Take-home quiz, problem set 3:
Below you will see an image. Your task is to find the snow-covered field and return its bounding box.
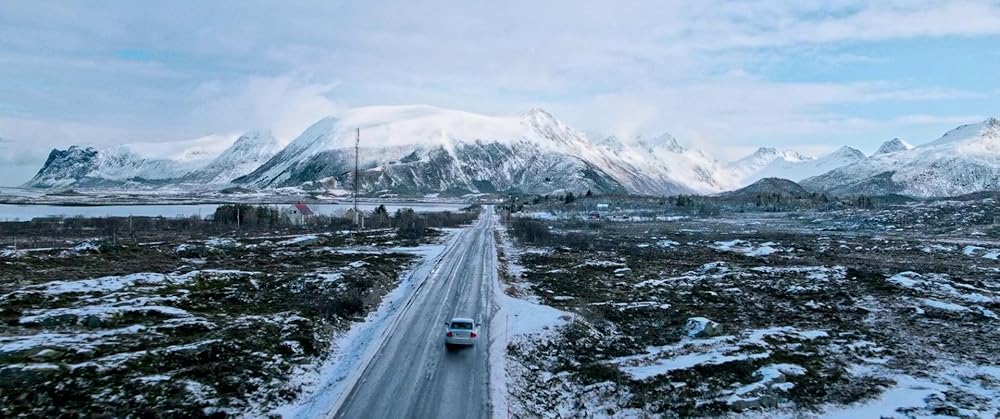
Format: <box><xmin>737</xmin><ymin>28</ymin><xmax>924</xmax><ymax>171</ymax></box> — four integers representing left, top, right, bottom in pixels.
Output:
<box><xmin>268</xmin><ymin>239</ymin><xmax>452</xmax><ymax>418</ymax></box>
<box><xmin>498</xmin><ymin>202</ymin><xmax>1000</xmax><ymax>417</ymax></box>
<box><xmin>0</xmin><ymin>227</ymin><xmax>438</xmax><ymax>416</ymax></box>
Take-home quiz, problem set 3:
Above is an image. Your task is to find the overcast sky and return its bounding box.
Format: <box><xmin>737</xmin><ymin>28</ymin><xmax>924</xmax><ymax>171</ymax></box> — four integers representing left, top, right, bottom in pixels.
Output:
<box><xmin>1</xmin><ymin>1</ymin><xmax>999</xmax><ymax>185</ymax></box>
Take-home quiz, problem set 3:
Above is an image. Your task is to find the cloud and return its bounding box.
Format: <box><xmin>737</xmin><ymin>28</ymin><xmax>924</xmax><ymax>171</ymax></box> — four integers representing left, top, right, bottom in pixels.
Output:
<box><xmin>553</xmin><ymin>75</ymin><xmax>985</xmax><ymax>147</ymax></box>
<box><xmin>190</xmin><ymin>75</ymin><xmax>346</xmax><ymax>143</ymax></box>
<box><xmin>0</xmin><ymin>0</ymin><xmax>997</xmax><ymax>183</ymax></box>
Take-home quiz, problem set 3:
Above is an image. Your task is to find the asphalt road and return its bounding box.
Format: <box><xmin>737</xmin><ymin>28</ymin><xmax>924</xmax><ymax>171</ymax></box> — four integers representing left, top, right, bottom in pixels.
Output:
<box><xmin>335</xmin><ymin>208</ymin><xmax>498</xmax><ymax>419</ymax></box>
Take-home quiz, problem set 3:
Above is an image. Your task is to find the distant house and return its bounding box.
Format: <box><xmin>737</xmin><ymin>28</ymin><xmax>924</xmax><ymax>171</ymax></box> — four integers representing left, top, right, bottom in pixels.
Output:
<box><xmin>343</xmin><ymin>207</ymin><xmax>361</xmax><ymax>221</ymax></box>
<box><xmin>286</xmin><ymin>202</ymin><xmax>315</xmax><ymax>225</ymax></box>
<box><xmin>596</xmin><ymin>203</ymin><xmax>610</xmax><ymax>211</ymax></box>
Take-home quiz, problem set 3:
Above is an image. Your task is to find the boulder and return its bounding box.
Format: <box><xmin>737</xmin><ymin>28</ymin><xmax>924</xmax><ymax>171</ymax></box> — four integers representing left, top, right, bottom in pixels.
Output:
<box><xmin>684</xmin><ymin>317</ymin><xmax>722</xmax><ymax>338</ymax></box>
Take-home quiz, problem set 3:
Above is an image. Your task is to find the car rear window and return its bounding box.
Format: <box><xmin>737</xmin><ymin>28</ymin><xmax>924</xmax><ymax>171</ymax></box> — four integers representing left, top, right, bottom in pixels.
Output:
<box><xmin>451</xmin><ymin>322</ymin><xmax>473</xmax><ymax>329</ymax></box>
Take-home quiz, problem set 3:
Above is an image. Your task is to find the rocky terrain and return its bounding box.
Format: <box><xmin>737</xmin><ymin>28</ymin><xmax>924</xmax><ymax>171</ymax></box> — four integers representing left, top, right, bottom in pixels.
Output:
<box><xmin>497</xmin><ymin>197</ymin><xmax>1000</xmax><ymax>417</ymax></box>
<box><xmin>0</xmin><ymin>209</ymin><xmax>477</xmax><ymax>417</ymax></box>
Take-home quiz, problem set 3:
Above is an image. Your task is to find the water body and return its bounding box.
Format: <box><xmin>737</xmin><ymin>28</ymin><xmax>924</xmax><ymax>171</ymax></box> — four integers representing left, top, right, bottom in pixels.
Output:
<box><xmin>0</xmin><ymin>202</ymin><xmax>468</xmax><ymax>221</ymax></box>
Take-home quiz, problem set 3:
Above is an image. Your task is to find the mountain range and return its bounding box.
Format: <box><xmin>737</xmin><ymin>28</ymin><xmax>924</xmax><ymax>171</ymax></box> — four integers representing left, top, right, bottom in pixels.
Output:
<box><xmin>802</xmin><ymin>118</ymin><xmax>1000</xmax><ymax>197</ymax></box>
<box><xmin>19</xmin><ymin>106</ymin><xmax>1000</xmax><ymax>198</ymax></box>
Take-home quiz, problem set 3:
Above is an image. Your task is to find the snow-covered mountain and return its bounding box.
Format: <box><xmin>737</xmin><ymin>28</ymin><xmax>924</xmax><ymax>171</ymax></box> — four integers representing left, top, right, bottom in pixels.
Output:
<box><xmin>23</xmin><ymin>146</ymin><xmax>204</xmax><ymax>188</ymax></box>
<box><xmin>23</xmin><ymin>134</ymin><xmax>252</xmax><ymax>188</ymax></box>
<box><xmin>22</xmin><ymin>106</ymin><xmax>999</xmax><ymax>198</ymax></box>
<box><xmin>802</xmin><ymin>118</ymin><xmax>1000</xmax><ymax>197</ymax></box>
<box><xmin>719</xmin><ymin>177</ymin><xmax>813</xmax><ymax>201</ymax></box>
<box><xmin>874</xmin><ymin>138</ymin><xmax>913</xmax><ymax>155</ymax></box>
<box><xmin>234</xmin><ymin>105</ymin><xmax>718</xmax><ymax>196</ymax></box>
<box><xmin>728</xmin><ymin>146</ymin><xmax>866</xmax><ymax>187</ymax></box>
<box><xmin>589</xmin><ymin>134</ymin><xmax>729</xmax><ymax>195</ymax></box>
<box><xmin>180</xmin><ymin>131</ymin><xmax>281</xmax><ymax>185</ymax></box>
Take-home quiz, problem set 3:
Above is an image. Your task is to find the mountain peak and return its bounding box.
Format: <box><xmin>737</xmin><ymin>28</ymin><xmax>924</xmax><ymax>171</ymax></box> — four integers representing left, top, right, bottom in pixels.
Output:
<box><xmin>739</xmin><ymin>147</ymin><xmax>810</xmax><ymax>163</ymax></box>
<box><xmin>239</xmin><ymin>129</ymin><xmax>273</xmax><ymax>138</ymax></box>
<box><xmin>650</xmin><ymin>132</ymin><xmax>685</xmax><ymax>152</ymax></box>
<box><xmin>181</xmin><ymin>131</ymin><xmax>282</xmax><ymax>185</ymax></box>
<box><xmin>523</xmin><ymin>108</ymin><xmax>560</xmax><ymax>128</ymax></box>
<box><xmin>524</xmin><ymin>107</ymin><xmax>554</xmax><ymax>118</ymax></box>
<box><xmin>721</xmin><ymin>177</ymin><xmax>810</xmax><ymax>199</ymax></box>
<box><xmin>831</xmin><ymin>146</ymin><xmax>865</xmax><ymax>159</ymax></box>
<box><xmin>875</xmin><ymin>138</ymin><xmax>913</xmax><ymax>154</ymax></box>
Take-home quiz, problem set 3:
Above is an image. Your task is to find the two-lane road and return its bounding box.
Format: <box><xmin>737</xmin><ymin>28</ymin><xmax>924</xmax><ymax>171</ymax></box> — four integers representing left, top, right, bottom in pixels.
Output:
<box><xmin>335</xmin><ymin>208</ymin><xmax>498</xmax><ymax>418</ymax></box>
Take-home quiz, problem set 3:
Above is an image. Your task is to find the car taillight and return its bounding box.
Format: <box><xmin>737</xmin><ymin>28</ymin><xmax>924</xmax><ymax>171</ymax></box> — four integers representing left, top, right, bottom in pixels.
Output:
<box><xmin>470</xmin><ymin>332</ymin><xmax>477</xmax><ymax>338</ymax></box>
<box><xmin>447</xmin><ymin>332</ymin><xmax>453</xmax><ymax>337</ymax></box>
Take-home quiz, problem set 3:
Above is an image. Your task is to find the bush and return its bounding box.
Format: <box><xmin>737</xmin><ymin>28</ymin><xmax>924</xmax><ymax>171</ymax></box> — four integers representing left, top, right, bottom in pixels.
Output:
<box><xmin>510</xmin><ymin>218</ymin><xmax>552</xmax><ymax>245</ymax></box>
<box><xmin>394</xmin><ymin>209</ymin><xmax>428</xmax><ymax>240</ymax></box>
<box><xmin>391</xmin><ymin>208</ymin><xmax>480</xmax><ymax>240</ymax></box>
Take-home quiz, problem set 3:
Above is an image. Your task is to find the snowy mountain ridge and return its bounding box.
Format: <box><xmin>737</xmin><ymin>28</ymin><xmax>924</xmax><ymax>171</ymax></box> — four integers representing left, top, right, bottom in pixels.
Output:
<box><xmin>20</xmin><ymin>106</ymin><xmax>1000</xmax><ymax>198</ymax></box>
<box><xmin>24</xmin><ymin>132</ymin><xmax>263</xmax><ymax>188</ymax></box>
<box><xmin>727</xmin><ymin>146</ymin><xmax>865</xmax><ymax>187</ymax></box>
<box><xmin>802</xmin><ymin>117</ymin><xmax>1000</xmax><ymax>197</ymax></box>
<box><xmin>180</xmin><ymin>130</ymin><xmax>281</xmax><ymax>185</ymax></box>
<box><xmin>234</xmin><ymin>105</ymin><xmax>723</xmax><ymax>195</ymax></box>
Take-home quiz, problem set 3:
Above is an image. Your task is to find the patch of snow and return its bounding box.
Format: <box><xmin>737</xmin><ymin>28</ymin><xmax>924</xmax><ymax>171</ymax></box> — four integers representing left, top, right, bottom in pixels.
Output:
<box><xmin>11</xmin><ymin>270</ymin><xmax>260</xmax><ymax>296</ymax></box>
<box><xmin>712</xmin><ymin>240</ymin><xmax>781</xmax><ymax>257</ymax></box>
<box><xmin>920</xmin><ymin>298</ymin><xmax>970</xmax><ymax>314</ymax></box>
<box><xmin>19</xmin><ymin>305</ymin><xmax>190</xmax><ymax>325</ymax></box>
<box><xmin>725</xmin><ymin>363</ymin><xmax>806</xmax><ymax>405</ymax></box>
<box><xmin>611</xmin><ymin>326</ymin><xmax>824</xmax><ymax>381</ymax></box>
<box><xmin>278</xmin><ymin>235</ymin><xmax>320</xmax><ymax>246</ymax></box>
<box><xmin>575</xmin><ymin>260</ymin><xmax>628</xmax><ymax>269</ymax></box>
<box><xmin>656</xmin><ymin>239</ymin><xmax>680</xmax><ymax>248</ymax></box>
<box><xmin>0</xmin><ymin>325</ymin><xmax>147</xmax><ymax>354</ymax></box>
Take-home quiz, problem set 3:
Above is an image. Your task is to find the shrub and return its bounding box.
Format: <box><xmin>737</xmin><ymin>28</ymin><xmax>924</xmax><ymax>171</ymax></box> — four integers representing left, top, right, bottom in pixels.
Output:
<box><xmin>510</xmin><ymin>218</ymin><xmax>552</xmax><ymax>245</ymax></box>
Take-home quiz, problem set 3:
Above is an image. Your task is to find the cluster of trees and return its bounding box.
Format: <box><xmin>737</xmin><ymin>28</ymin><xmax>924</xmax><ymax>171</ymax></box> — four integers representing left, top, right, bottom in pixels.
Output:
<box><xmin>853</xmin><ymin>196</ymin><xmax>877</xmax><ymax>209</ymax></box>
<box><xmin>392</xmin><ymin>207</ymin><xmax>480</xmax><ymax>240</ymax></box>
<box><xmin>508</xmin><ymin>217</ymin><xmax>593</xmax><ymax>248</ymax></box>
<box><xmin>0</xmin><ymin>203</ymin><xmax>481</xmax><ymax>250</ymax></box>
<box><xmin>508</xmin><ymin>217</ymin><xmax>552</xmax><ymax>244</ymax></box>
<box><xmin>212</xmin><ymin>204</ymin><xmax>284</xmax><ymax>227</ymax></box>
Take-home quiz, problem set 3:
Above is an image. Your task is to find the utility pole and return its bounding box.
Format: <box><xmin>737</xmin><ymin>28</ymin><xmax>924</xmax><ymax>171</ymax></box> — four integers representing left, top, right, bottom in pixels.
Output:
<box><xmin>354</xmin><ymin>128</ymin><xmax>360</xmax><ymax>229</ymax></box>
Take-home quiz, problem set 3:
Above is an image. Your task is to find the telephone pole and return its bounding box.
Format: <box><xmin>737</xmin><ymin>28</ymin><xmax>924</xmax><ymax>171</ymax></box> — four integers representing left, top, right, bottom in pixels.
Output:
<box><xmin>353</xmin><ymin>128</ymin><xmax>360</xmax><ymax>228</ymax></box>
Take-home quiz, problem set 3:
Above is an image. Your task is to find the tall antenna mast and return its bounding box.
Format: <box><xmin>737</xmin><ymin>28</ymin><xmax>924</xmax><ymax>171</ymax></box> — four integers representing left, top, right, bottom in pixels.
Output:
<box><xmin>354</xmin><ymin>128</ymin><xmax>360</xmax><ymax>228</ymax></box>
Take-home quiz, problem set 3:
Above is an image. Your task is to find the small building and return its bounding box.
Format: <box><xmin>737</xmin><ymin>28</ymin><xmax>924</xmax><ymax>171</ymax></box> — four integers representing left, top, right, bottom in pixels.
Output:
<box><xmin>285</xmin><ymin>202</ymin><xmax>315</xmax><ymax>225</ymax></box>
<box><xmin>596</xmin><ymin>203</ymin><xmax>610</xmax><ymax>211</ymax></box>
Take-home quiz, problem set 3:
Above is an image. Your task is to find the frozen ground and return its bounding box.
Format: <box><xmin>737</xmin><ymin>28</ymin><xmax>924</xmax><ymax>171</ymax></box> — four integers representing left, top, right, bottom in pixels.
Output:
<box><xmin>500</xmin><ymin>197</ymin><xmax>1000</xmax><ymax>417</ymax></box>
<box><xmin>0</xmin><ymin>226</ymin><xmax>450</xmax><ymax>416</ymax></box>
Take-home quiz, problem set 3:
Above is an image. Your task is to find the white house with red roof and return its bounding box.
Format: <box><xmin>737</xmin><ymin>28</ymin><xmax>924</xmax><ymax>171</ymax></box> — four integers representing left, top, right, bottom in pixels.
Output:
<box><xmin>285</xmin><ymin>202</ymin><xmax>315</xmax><ymax>225</ymax></box>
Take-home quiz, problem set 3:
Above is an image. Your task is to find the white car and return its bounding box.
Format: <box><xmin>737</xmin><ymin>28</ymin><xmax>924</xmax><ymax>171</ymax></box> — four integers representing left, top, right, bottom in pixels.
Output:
<box><xmin>444</xmin><ymin>317</ymin><xmax>479</xmax><ymax>348</ymax></box>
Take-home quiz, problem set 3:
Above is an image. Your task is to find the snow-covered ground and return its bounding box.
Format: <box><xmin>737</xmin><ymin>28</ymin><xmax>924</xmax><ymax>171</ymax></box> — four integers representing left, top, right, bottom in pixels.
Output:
<box><xmin>0</xmin><ymin>224</ymin><xmax>430</xmax><ymax>416</ymax></box>
<box><xmin>268</xmin><ymin>239</ymin><xmax>453</xmax><ymax>418</ymax></box>
<box><xmin>712</xmin><ymin>239</ymin><xmax>783</xmax><ymax>257</ymax></box>
<box><xmin>493</xmin><ymin>206</ymin><xmax>1000</xmax><ymax>417</ymax></box>
<box><xmin>491</xmin><ymin>220</ymin><xmax>569</xmax><ymax>418</ymax></box>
